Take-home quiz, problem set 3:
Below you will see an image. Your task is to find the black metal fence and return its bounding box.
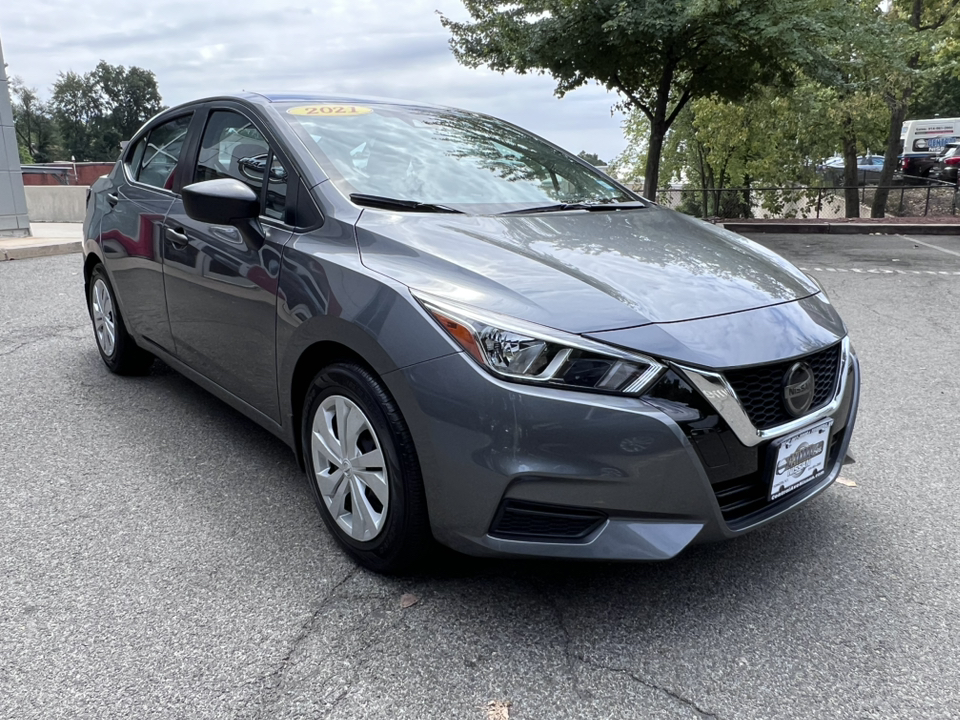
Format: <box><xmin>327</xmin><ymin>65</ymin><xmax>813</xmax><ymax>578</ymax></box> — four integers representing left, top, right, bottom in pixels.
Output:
<box><xmin>656</xmin><ymin>183</ymin><xmax>959</xmax><ymax>219</ymax></box>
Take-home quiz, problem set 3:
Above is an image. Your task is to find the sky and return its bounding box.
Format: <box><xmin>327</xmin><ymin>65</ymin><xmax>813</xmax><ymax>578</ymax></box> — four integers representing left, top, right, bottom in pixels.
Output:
<box><xmin>0</xmin><ymin>0</ymin><xmax>629</xmax><ymax>163</ymax></box>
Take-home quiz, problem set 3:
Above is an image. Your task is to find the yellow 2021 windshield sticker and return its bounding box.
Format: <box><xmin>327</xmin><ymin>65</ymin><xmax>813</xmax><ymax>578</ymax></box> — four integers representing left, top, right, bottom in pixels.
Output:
<box><xmin>287</xmin><ymin>104</ymin><xmax>373</xmax><ymax>117</ymax></box>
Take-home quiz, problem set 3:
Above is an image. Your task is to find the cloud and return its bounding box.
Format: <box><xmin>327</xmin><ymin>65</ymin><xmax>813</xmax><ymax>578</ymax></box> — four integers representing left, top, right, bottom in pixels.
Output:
<box><xmin>0</xmin><ymin>0</ymin><xmax>627</xmax><ymax>160</ymax></box>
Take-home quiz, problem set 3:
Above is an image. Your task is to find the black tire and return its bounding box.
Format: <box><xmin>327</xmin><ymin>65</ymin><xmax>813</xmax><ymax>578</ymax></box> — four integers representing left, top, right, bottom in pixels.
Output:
<box><xmin>88</xmin><ymin>264</ymin><xmax>154</xmax><ymax>375</ymax></box>
<box><xmin>301</xmin><ymin>362</ymin><xmax>433</xmax><ymax>574</ymax></box>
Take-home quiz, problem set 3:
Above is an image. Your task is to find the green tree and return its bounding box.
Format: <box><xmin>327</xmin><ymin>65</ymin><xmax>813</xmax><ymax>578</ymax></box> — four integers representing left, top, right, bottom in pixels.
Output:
<box><xmin>616</xmin><ymin>77</ymin><xmax>887</xmax><ymax>218</ymax></box>
<box><xmin>90</xmin><ymin>61</ymin><xmax>164</xmax><ymax>156</ymax></box>
<box><xmin>50</xmin><ymin>61</ymin><xmax>164</xmax><ymax>161</ymax></box>
<box><xmin>577</xmin><ymin>151</ymin><xmax>606</xmax><ymax>167</ymax></box>
<box><xmin>10</xmin><ymin>77</ymin><xmax>60</xmax><ymax>163</ymax></box>
<box><xmin>442</xmin><ymin>0</ymin><xmax>831</xmax><ymax>196</ymax></box>
<box><xmin>910</xmin><ymin>70</ymin><xmax>960</xmax><ymax>117</ymax></box>
<box><xmin>809</xmin><ymin>0</ymin><xmax>894</xmax><ymax>217</ymax></box>
<box><xmin>870</xmin><ymin>0</ymin><xmax>960</xmax><ymax>217</ymax></box>
<box><xmin>50</xmin><ymin>70</ymin><xmax>101</xmax><ymax>161</ymax></box>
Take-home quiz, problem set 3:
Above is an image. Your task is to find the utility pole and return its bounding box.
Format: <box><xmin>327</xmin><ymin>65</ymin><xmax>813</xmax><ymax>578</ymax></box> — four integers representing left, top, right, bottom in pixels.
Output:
<box><xmin>0</xmin><ymin>34</ymin><xmax>30</xmax><ymax>237</ymax></box>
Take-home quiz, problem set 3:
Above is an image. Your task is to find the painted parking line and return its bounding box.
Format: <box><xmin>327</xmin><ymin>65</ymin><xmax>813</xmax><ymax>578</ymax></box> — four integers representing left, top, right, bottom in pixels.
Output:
<box><xmin>800</xmin><ymin>267</ymin><xmax>960</xmax><ymax>275</ymax></box>
<box><xmin>899</xmin><ymin>234</ymin><xmax>960</xmax><ymax>259</ymax></box>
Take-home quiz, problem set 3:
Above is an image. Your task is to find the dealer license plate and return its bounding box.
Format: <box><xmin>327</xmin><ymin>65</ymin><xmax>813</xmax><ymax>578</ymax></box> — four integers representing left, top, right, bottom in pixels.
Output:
<box><xmin>769</xmin><ymin>418</ymin><xmax>834</xmax><ymax>500</ymax></box>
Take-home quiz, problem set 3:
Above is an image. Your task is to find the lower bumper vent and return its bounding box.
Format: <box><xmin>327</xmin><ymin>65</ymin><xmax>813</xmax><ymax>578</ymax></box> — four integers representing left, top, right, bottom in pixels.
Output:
<box><xmin>489</xmin><ymin>501</ymin><xmax>606</xmax><ymax>542</ymax></box>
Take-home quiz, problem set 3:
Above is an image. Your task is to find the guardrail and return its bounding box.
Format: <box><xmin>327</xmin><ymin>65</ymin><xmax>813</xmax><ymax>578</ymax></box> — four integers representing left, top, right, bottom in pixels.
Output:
<box><xmin>657</xmin><ymin>183</ymin><xmax>959</xmax><ymax>219</ymax></box>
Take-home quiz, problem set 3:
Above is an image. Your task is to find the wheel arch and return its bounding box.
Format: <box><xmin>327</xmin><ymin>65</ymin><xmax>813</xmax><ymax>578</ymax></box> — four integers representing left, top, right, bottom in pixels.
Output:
<box><xmin>289</xmin><ymin>340</ymin><xmax>382</xmax><ymax>470</ymax></box>
<box><xmin>82</xmin><ymin>251</ymin><xmax>105</xmax><ymax>308</ymax></box>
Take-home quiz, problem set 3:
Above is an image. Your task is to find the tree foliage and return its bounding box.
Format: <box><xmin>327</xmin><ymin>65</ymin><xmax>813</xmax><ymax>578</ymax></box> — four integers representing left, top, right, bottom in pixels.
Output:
<box><xmin>10</xmin><ymin>78</ymin><xmax>60</xmax><ymax>164</ymax></box>
<box><xmin>869</xmin><ymin>0</ymin><xmax>960</xmax><ymax>216</ymax></box>
<box><xmin>612</xmin><ymin>0</ymin><xmax>959</xmax><ymax>219</ymax></box>
<box><xmin>442</xmin><ymin>0</ymin><xmax>833</xmax><ymax>196</ymax></box>
<box><xmin>616</xmin><ymin>79</ymin><xmax>887</xmax><ymax>217</ymax></box>
<box><xmin>577</xmin><ymin>151</ymin><xmax>606</xmax><ymax>167</ymax></box>
<box><xmin>33</xmin><ymin>60</ymin><xmax>165</xmax><ymax>162</ymax></box>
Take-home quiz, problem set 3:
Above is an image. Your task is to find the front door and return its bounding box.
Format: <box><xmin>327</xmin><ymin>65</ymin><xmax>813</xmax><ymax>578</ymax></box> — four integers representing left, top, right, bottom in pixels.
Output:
<box><xmin>161</xmin><ymin>108</ymin><xmax>293</xmax><ymax>422</ymax></box>
<box><xmin>99</xmin><ymin>113</ymin><xmax>193</xmax><ymax>352</ymax></box>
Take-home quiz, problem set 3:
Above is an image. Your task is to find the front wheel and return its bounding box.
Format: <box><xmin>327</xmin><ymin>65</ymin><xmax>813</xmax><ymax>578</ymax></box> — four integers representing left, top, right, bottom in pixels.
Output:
<box><xmin>302</xmin><ymin>362</ymin><xmax>432</xmax><ymax>574</ymax></box>
<box><xmin>88</xmin><ymin>264</ymin><xmax>154</xmax><ymax>375</ymax></box>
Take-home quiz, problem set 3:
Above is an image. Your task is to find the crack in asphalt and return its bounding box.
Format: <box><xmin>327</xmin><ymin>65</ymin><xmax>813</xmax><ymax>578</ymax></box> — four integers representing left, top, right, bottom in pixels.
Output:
<box><xmin>268</xmin><ymin>594</ymin><xmax>409</xmax><ymax>719</ymax></box>
<box><xmin>527</xmin><ymin>579</ymin><xmax>722</xmax><ymax>718</ymax></box>
<box><xmin>320</xmin><ymin>687</ymin><xmax>352</xmax><ymax>719</ymax></box>
<box><xmin>0</xmin><ymin>324</ymin><xmax>88</xmax><ymax>359</ymax></box>
<box><xmin>529</xmin><ymin>579</ymin><xmax>587</xmax><ymax>702</ymax></box>
<box><xmin>248</xmin><ymin>566</ymin><xmax>362</xmax><ymax>719</ymax></box>
<box><xmin>576</xmin><ymin>656</ymin><xmax>724</xmax><ymax>720</ymax></box>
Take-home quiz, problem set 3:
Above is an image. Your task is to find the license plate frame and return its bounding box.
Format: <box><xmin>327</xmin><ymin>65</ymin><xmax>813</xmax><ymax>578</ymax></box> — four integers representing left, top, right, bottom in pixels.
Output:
<box><xmin>769</xmin><ymin>418</ymin><xmax>834</xmax><ymax>501</ymax></box>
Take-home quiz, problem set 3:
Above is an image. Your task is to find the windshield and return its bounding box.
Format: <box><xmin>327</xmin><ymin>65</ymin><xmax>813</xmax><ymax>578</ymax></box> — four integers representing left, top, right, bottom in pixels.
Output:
<box><xmin>280</xmin><ymin>102</ymin><xmax>635</xmax><ymax>212</ymax></box>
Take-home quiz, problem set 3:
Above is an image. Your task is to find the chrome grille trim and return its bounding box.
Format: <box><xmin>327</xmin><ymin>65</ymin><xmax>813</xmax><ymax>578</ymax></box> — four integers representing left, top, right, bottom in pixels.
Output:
<box><xmin>673</xmin><ymin>336</ymin><xmax>851</xmax><ymax>448</ymax></box>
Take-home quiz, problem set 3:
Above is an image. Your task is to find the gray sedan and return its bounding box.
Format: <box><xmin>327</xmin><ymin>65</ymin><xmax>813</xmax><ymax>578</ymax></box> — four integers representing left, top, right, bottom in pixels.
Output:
<box><xmin>82</xmin><ymin>93</ymin><xmax>859</xmax><ymax>573</ymax></box>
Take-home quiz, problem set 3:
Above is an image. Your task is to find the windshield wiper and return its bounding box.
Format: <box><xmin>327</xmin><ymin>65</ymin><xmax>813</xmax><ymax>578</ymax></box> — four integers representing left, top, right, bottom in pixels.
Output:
<box><xmin>500</xmin><ymin>200</ymin><xmax>646</xmax><ymax>215</ymax></box>
<box><xmin>350</xmin><ymin>193</ymin><xmax>464</xmax><ymax>214</ymax></box>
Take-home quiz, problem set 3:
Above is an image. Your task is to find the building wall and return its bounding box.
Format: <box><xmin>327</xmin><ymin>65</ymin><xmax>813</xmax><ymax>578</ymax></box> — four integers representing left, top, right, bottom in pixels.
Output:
<box><xmin>24</xmin><ymin>186</ymin><xmax>87</xmax><ymax>222</ymax></box>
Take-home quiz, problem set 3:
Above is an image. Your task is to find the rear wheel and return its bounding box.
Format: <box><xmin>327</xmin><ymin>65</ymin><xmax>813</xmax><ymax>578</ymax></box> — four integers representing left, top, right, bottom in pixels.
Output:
<box><xmin>88</xmin><ymin>264</ymin><xmax>154</xmax><ymax>375</ymax></box>
<box><xmin>302</xmin><ymin>362</ymin><xmax>432</xmax><ymax>573</ymax></box>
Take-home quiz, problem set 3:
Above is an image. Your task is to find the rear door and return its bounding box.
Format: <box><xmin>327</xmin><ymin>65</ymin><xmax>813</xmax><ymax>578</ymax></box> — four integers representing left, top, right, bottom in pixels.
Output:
<box><xmin>99</xmin><ymin>112</ymin><xmax>195</xmax><ymax>352</ymax></box>
<box><xmin>161</xmin><ymin>104</ymin><xmax>296</xmax><ymax>422</ymax></box>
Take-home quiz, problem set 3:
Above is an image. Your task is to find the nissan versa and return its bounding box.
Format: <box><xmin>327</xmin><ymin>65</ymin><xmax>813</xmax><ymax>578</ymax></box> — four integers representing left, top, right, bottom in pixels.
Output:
<box><xmin>82</xmin><ymin>93</ymin><xmax>860</xmax><ymax>573</ymax></box>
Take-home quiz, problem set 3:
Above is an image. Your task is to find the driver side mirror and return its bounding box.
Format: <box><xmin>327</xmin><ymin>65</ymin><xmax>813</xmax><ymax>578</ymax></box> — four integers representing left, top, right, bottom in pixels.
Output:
<box><xmin>182</xmin><ymin>178</ymin><xmax>264</xmax><ymax>250</ymax></box>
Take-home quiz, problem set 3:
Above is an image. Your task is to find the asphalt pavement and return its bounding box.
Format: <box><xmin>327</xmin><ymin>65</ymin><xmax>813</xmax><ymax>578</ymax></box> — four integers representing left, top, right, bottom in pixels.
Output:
<box><xmin>1</xmin><ymin>233</ymin><xmax>959</xmax><ymax>720</ymax></box>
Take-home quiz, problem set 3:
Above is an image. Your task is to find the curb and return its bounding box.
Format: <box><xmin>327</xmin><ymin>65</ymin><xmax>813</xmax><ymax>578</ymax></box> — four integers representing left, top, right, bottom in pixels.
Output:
<box><xmin>0</xmin><ymin>241</ymin><xmax>83</xmax><ymax>262</ymax></box>
<box><xmin>722</xmin><ymin>222</ymin><xmax>960</xmax><ymax>235</ymax></box>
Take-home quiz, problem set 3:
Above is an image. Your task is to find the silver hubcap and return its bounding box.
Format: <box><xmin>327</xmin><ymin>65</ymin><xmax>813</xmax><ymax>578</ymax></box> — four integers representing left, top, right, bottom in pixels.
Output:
<box><xmin>91</xmin><ymin>278</ymin><xmax>117</xmax><ymax>357</ymax></box>
<box><xmin>311</xmin><ymin>395</ymin><xmax>389</xmax><ymax>542</ymax></box>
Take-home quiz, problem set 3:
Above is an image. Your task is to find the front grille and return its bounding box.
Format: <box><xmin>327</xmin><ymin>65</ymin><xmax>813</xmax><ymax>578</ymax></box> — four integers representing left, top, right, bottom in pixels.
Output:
<box><xmin>489</xmin><ymin>501</ymin><xmax>606</xmax><ymax>542</ymax></box>
<box><xmin>724</xmin><ymin>343</ymin><xmax>842</xmax><ymax>430</ymax></box>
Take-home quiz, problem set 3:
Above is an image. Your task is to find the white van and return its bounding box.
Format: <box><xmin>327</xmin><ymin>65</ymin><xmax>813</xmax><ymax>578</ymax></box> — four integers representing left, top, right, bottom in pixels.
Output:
<box><xmin>901</xmin><ymin>118</ymin><xmax>960</xmax><ymax>154</ymax></box>
<box><xmin>900</xmin><ymin>118</ymin><xmax>960</xmax><ymax>176</ymax></box>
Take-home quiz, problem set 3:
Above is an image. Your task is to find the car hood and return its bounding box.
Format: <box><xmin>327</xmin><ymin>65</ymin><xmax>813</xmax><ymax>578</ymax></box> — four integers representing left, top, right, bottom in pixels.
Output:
<box><xmin>355</xmin><ymin>206</ymin><xmax>818</xmax><ymax>333</ymax></box>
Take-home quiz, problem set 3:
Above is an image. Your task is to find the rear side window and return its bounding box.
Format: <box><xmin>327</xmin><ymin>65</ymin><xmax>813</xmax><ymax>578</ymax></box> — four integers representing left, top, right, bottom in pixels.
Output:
<box><xmin>194</xmin><ymin>110</ymin><xmax>288</xmax><ymax>221</ymax></box>
<box><xmin>125</xmin><ymin>137</ymin><xmax>147</xmax><ymax>177</ymax></box>
<box><xmin>133</xmin><ymin>114</ymin><xmax>193</xmax><ymax>190</ymax></box>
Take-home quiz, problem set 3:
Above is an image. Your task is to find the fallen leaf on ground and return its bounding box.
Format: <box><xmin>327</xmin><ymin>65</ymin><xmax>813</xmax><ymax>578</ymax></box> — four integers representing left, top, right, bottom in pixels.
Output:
<box><xmin>400</xmin><ymin>593</ymin><xmax>419</xmax><ymax>608</ymax></box>
<box><xmin>836</xmin><ymin>476</ymin><xmax>857</xmax><ymax>487</ymax></box>
<box><xmin>486</xmin><ymin>700</ymin><xmax>511</xmax><ymax>720</ymax></box>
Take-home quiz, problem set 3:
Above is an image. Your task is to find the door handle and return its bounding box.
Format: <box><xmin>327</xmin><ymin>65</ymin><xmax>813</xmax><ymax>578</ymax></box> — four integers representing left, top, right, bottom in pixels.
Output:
<box><xmin>106</xmin><ymin>193</ymin><xmax>119</xmax><ymax>207</ymax></box>
<box><xmin>165</xmin><ymin>227</ymin><xmax>189</xmax><ymax>247</ymax></box>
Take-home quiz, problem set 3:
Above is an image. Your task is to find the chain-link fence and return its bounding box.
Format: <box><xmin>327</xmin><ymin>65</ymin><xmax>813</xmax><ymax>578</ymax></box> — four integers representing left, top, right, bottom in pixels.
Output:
<box><xmin>656</xmin><ymin>184</ymin><xmax>959</xmax><ymax>219</ymax></box>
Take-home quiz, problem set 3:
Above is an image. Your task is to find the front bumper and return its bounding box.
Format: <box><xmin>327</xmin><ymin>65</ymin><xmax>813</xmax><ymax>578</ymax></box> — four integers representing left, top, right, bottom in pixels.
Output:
<box><xmin>385</xmin><ymin>341</ymin><xmax>860</xmax><ymax>560</ymax></box>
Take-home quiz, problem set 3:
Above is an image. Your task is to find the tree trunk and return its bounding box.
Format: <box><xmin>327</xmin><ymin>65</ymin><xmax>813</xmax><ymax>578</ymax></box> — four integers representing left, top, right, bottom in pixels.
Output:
<box><xmin>643</xmin><ymin>125</ymin><xmax>666</xmax><ymax>199</ymax></box>
<box><xmin>870</xmin><ymin>98</ymin><xmax>909</xmax><ymax>217</ymax></box>
<box><xmin>871</xmin><ymin>0</ymin><xmax>923</xmax><ymax>218</ymax></box>
<box><xmin>841</xmin><ymin>118</ymin><xmax>860</xmax><ymax>218</ymax></box>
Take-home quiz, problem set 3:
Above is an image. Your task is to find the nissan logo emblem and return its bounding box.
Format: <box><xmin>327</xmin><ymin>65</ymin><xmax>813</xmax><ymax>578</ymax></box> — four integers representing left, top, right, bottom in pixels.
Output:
<box><xmin>782</xmin><ymin>362</ymin><xmax>815</xmax><ymax>417</ymax></box>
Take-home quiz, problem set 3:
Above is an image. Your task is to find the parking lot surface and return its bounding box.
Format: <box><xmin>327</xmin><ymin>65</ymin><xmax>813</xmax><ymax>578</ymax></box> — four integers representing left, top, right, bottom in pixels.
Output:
<box><xmin>2</xmin><ymin>232</ymin><xmax>959</xmax><ymax>719</ymax></box>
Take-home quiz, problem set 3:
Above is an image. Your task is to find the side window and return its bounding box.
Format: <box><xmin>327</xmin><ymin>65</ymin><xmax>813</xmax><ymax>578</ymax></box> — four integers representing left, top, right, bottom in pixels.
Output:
<box><xmin>124</xmin><ymin>136</ymin><xmax>147</xmax><ymax>178</ymax></box>
<box><xmin>195</xmin><ymin>110</ymin><xmax>288</xmax><ymax>221</ymax></box>
<box><xmin>137</xmin><ymin>114</ymin><xmax>192</xmax><ymax>190</ymax></box>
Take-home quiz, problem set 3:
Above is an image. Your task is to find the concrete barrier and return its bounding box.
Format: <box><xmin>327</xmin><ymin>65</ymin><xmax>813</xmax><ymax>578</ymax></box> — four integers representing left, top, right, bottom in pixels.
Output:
<box><xmin>25</xmin><ymin>186</ymin><xmax>87</xmax><ymax>223</ymax></box>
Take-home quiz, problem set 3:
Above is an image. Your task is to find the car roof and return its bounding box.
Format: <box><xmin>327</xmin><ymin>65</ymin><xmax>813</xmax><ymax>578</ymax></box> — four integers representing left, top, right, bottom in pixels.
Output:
<box><xmin>233</xmin><ymin>91</ymin><xmax>446</xmax><ymax>111</ymax></box>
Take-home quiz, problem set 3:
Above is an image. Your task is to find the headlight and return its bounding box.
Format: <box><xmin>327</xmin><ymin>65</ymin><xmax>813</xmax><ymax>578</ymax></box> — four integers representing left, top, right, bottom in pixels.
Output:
<box><xmin>415</xmin><ymin>293</ymin><xmax>664</xmax><ymax>395</ymax></box>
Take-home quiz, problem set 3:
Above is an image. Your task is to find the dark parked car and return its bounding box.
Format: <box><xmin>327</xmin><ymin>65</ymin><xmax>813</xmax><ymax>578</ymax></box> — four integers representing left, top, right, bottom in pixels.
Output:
<box><xmin>83</xmin><ymin>93</ymin><xmax>860</xmax><ymax>573</ymax></box>
<box><xmin>819</xmin><ymin>155</ymin><xmax>885</xmax><ymax>185</ymax></box>
<box><xmin>928</xmin><ymin>143</ymin><xmax>960</xmax><ymax>184</ymax></box>
<box><xmin>901</xmin><ymin>154</ymin><xmax>943</xmax><ymax>178</ymax></box>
